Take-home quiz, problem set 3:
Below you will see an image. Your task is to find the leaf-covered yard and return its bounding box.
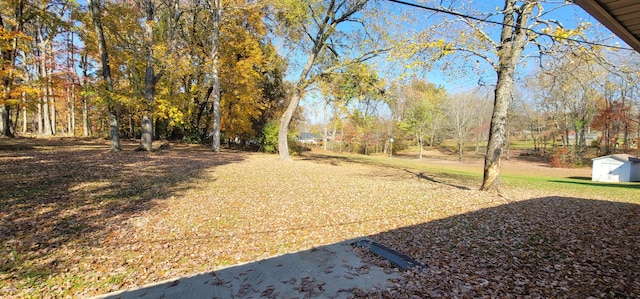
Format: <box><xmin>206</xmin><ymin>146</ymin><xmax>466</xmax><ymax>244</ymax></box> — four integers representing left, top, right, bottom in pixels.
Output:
<box><xmin>1</xmin><ymin>138</ymin><xmax>639</xmax><ymax>298</ymax></box>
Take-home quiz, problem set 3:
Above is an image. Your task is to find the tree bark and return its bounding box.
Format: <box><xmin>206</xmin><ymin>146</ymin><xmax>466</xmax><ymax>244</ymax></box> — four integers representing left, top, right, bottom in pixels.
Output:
<box><xmin>277</xmin><ymin>0</ymin><xmax>370</xmax><ymax>160</ymax></box>
<box><xmin>140</xmin><ymin>0</ymin><xmax>157</xmax><ymax>151</ymax></box>
<box><xmin>47</xmin><ymin>43</ymin><xmax>56</xmax><ymax>135</ymax></box>
<box><xmin>480</xmin><ymin>0</ymin><xmax>533</xmax><ymax>191</ymax></box>
<box><xmin>458</xmin><ymin>134</ymin><xmax>463</xmax><ymax>161</ymax></box>
<box><xmin>278</xmin><ymin>90</ymin><xmax>302</xmax><ymax>159</ymax></box>
<box><xmin>21</xmin><ymin>91</ymin><xmax>27</xmax><ymax>134</ymax></box>
<box><xmin>71</xmin><ymin>83</ymin><xmax>76</xmax><ymax>135</ymax></box>
<box><xmin>323</xmin><ymin>100</ymin><xmax>328</xmax><ymax>150</ymax></box>
<box><xmin>89</xmin><ymin>0</ymin><xmax>120</xmax><ymax>151</ymax></box>
<box><xmin>0</xmin><ymin>7</ymin><xmax>22</xmax><ymax>138</ymax></box>
<box><xmin>209</xmin><ymin>0</ymin><xmax>222</xmax><ymax>152</ymax></box>
<box><xmin>37</xmin><ymin>97</ymin><xmax>42</xmax><ymax>134</ymax></box>
<box><xmin>37</xmin><ymin>28</ymin><xmax>53</xmax><ymax>135</ymax></box>
<box><xmin>82</xmin><ymin>96</ymin><xmax>89</xmax><ymax>136</ymax></box>
<box><xmin>81</xmin><ymin>52</ymin><xmax>90</xmax><ymax>137</ymax></box>
<box><xmin>0</xmin><ymin>105</ymin><xmax>12</xmax><ymax>137</ymax></box>
<box><xmin>42</xmin><ymin>86</ymin><xmax>52</xmax><ymax>135</ymax></box>
<box><xmin>418</xmin><ymin>134</ymin><xmax>423</xmax><ymax>160</ymax></box>
<box><xmin>67</xmin><ymin>85</ymin><xmax>72</xmax><ymax>134</ymax></box>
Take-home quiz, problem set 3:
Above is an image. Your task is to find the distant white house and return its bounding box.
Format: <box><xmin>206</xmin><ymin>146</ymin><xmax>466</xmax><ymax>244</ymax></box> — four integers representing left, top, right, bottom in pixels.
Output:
<box><xmin>591</xmin><ymin>154</ymin><xmax>640</xmax><ymax>182</ymax></box>
<box><xmin>297</xmin><ymin>132</ymin><xmax>323</xmax><ymax>145</ymax></box>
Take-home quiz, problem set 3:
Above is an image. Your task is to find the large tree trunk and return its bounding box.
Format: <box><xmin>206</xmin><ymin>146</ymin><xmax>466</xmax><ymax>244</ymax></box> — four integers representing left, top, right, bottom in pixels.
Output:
<box><xmin>37</xmin><ymin>28</ymin><xmax>53</xmax><ymax>136</ymax></box>
<box><xmin>480</xmin><ymin>0</ymin><xmax>533</xmax><ymax>191</ymax></box>
<box><xmin>0</xmin><ymin>105</ymin><xmax>12</xmax><ymax>137</ymax></box>
<box><xmin>140</xmin><ymin>0</ymin><xmax>157</xmax><ymax>152</ymax></box>
<box><xmin>210</xmin><ymin>0</ymin><xmax>222</xmax><ymax>152</ymax></box>
<box><xmin>89</xmin><ymin>0</ymin><xmax>120</xmax><ymax>151</ymax></box>
<box><xmin>0</xmin><ymin>9</ymin><xmax>20</xmax><ymax>138</ymax></box>
<box><xmin>278</xmin><ymin>91</ymin><xmax>302</xmax><ymax>159</ymax></box>
<box><xmin>278</xmin><ymin>50</ymin><xmax>319</xmax><ymax>159</ymax></box>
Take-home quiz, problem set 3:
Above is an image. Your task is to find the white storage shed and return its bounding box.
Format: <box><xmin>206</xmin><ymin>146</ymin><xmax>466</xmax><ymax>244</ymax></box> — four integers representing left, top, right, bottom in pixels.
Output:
<box><xmin>591</xmin><ymin>154</ymin><xmax>640</xmax><ymax>182</ymax></box>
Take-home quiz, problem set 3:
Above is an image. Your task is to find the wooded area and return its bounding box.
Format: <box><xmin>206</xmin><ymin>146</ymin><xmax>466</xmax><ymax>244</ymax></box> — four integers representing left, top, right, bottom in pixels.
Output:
<box><xmin>1</xmin><ymin>0</ymin><xmax>639</xmax><ymax>190</ymax></box>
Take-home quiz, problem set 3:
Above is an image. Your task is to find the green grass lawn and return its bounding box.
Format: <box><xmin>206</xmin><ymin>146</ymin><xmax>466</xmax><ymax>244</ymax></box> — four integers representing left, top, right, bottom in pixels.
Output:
<box><xmin>309</xmin><ymin>150</ymin><xmax>640</xmax><ymax>202</ymax></box>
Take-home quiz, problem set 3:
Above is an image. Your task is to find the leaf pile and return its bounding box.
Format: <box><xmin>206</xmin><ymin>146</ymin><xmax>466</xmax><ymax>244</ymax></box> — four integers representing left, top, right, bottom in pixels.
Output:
<box><xmin>0</xmin><ymin>138</ymin><xmax>638</xmax><ymax>298</ymax></box>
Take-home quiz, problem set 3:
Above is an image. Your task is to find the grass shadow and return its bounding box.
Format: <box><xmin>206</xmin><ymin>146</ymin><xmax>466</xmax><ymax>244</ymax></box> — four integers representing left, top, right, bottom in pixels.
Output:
<box><xmin>548</xmin><ymin>179</ymin><xmax>640</xmax><ymax>190</ymax></box>
<box><xmin>0</xmin><ymin>138</ymin><xmax>246</xmax><ymax>293</ymax></box>
<box><xmin>365</xmin><ymin>196</ymin><xmax>640</xmax><ymax>297</ymax></box>
<box><xmin>301</xmin><ymin>151</ymin><xmax>476</xmax><ymax>190</ymax></box>
<box><xmin>567</xmin><ymin>176</ymin><xmax>591</xmax><ymax>180</ymax></box>
<box><xmin>402</xmin><ymin>169</ymin><xmax>470</xmax><ymax>190</ymax></box>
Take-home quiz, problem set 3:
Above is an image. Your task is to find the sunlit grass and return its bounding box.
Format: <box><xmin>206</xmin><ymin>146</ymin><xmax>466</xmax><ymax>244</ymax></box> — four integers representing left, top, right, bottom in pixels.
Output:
<box><xmin>309</xmin><ymin>150</ymin><xmax>640</xmax><ymax>202</ymax></box>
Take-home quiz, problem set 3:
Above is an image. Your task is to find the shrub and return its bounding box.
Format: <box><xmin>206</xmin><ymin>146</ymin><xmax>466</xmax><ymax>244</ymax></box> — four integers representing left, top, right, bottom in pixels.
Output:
<box><xmin>259</xmin><ymin>122</ymin><xmax>279</xmax><ymax>153</ymax></box>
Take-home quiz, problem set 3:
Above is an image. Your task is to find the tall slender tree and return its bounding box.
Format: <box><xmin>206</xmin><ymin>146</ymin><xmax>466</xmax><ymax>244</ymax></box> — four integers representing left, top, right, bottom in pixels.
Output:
<box><xmin>139</xmin><ymin>0</ymin><xmax>163</xmax><ymax>151</ymax></box>
<box><xmin>89</xmin><ymin>0</ymin><xmax>120</xmax><ymax>151</ymax></box>
<box><xmin>209</xmin><ymin>0</ymin><xmax>221</xmax><ymax>152</ymax></box>
<box><xmin>274</xmin><ymin>0</ymin><xmax>389</xmax><ymax>160</ymax></box>
<box><xmin>480</xmin><ymin>0</ymin><xmax>534</xmax><ymax>190</ymax></box>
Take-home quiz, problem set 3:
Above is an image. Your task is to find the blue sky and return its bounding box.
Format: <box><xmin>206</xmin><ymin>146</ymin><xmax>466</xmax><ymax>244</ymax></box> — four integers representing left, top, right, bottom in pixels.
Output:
<box><xmin>291</xmin><ymin>0</ymin><xmax>633</xmax><ymax>123</ymax></box>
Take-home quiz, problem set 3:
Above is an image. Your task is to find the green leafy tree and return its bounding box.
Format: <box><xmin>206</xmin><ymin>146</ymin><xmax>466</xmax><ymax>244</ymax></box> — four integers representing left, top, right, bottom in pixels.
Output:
<box><xmin>272</xmin><ymin>0</ymin><xmax>390</xmax><ymax>160</ymax></box>
<box><xmin>398</xmin><ymin>80</ymin><xmax>446</xmax><ymax>159</ymax></box>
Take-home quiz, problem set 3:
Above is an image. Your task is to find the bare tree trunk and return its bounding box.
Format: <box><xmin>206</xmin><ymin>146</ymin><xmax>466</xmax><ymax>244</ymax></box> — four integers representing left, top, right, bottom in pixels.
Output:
<box><xmin>0</xmin><ymin>9</ymin><xmax>21</xmax><ymax>138</ymax></box>
<box><xmin>323</xmin><ymin>100</ymin><xmax>328</xmax><ymax>150</ymax></box>
<box><xmin>340</xmin><ymin>125</ymin><xmax>344</xmax><ymax>152</ymax></box>
<box><xmin>330</xmin><ymin>122</ymin><xmax>337</xmax><ymax>151</ymax></box>
<box><xmin>207</xmin><ymin>0</ymin><xmax>222</xmax><ymax>152</ymax></box>
<box><xmin>457</xmin><ymin>133</ymin><xmax>463</xmax><ymax>161</ymax></box>
<box><xmin>22</xmin><ymin>91</ymin><xmax>27</xmax><ymax>133</ymax></box>
<box><xmin>81</xmin><ymin>52</ymin><xmax>90</xmax><ymax>137</ymax></box>
<box><xmin>42</xmin><ymin>86</ymin><xmax>52</xmax><ymax>135</ymax></box>
<box><xmin>38</xmin><ymin>28</ymin><xmax>53</xmax><ymax>136</ymax></box>
<box><xmin>47</xmin><ymin>42</ymin><xmax>56</xmax><ymax>135</ymax></box>
<box><xmin>67</xmin><ymin>85</ymin><xmax>72</xmax><ymax>134</ymax></box>
<box><xmin>48</xmin><ymin>84</ymin><xmax>56</xmax><ymax>135</ymax></box>
<box><xmin>0</xmin><ymin>105</ymin><xmax>11</xmax><ymax>137</ymax></box>
<box><xmin>278</xmin><ymin>91</ymin><xmax>301</xmax><ymax>159</ymax></box>
<box><xmin>82</xmin><ymin>95</ymin><xmax>89</xmax><ymax>136</ymax></box>
<box><xmin>418</xmin><ymin>134</ymin><xmax>423</xmax><ymax>160</ymax></box>
<box><xmin>481</xmin><ymin>0</ymin><xmax>533</xmax><ymax>191</ymax></box>
<box><xmin>69</xmin><ymin>32</ymin><xmax>76</xmax><ymax>136</ymax></box>
<box><xmin>37</xmin><ymin>97</ymin><xmax>42</xmax><ymax>134</ymax></box>
<box><xmin>140</xmin><ymin>0</ymin><xmax>158</xmax><ymax>152</ymax></box>
<box><xmin>89</xmin><ymin>0</ymin><xmax>120</xmax><ymax>151</ymax></box>
<box><xmin>12</xmin><ymin>103</ymin><xmax>19</xmax><ymax>134</ymax></box>
<box><xmin>505</xmin><ymin>125</ymin><xmax>510</xmax><ymax>160</ymax></box>
<box><xmin>129</xmin><ymin>114</ymin><xmax>134</xmax><ymax>138</ymax></box>
<box><xmin>71</xmin><ymin>84</ymin><xmax>76</xmax><ymax>135</ymax></box>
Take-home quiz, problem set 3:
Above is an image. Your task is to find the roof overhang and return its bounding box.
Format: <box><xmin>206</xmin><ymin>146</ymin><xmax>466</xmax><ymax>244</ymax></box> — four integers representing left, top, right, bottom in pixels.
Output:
<box><xmin>574</xmin><ymin>0</ymin><xmax>640</xmax><ymax>53</ymax></box>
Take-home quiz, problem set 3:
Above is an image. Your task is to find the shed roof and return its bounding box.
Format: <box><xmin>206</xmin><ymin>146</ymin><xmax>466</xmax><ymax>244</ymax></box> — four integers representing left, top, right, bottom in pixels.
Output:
<box><xmin>574</xmin><ymin>0</ymin><xmax>640</xmax><ymax>52</ymax></box>
<box><xmin>592</xmin><ymin>154</ymin><xmax>640</xmax><ymax>163</ymax></box>
<box><xmin>298</xmin><ymin>132</ymin><xmax>322</xmax><ymax>139</ymax></box>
